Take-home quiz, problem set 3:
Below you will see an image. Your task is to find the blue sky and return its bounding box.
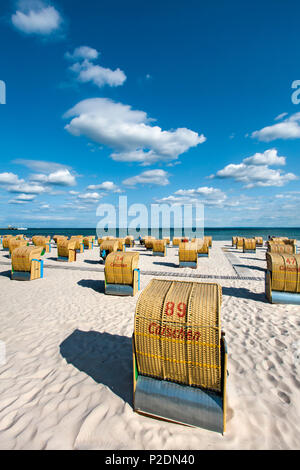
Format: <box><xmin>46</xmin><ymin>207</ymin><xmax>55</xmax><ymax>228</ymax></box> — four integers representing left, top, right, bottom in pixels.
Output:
<box><xmin>1</xmin><ymin>0</ymin><xmax>300</xmax><ymax>228</ymax></box>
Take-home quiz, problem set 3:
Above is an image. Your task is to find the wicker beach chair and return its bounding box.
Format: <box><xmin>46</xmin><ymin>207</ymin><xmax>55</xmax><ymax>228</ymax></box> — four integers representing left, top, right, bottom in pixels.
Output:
<box><xmin>104</xmin><ymin>252</ymin><xmax>140</xmax><ymax>296</ymax></box>
<box><xmin>32</xmin><ymin>235</ymin><xmax>51</xmax><ymax>253</ymax></box>
<box><xmin>57</xmin><ymin>239</ymin><xmax>77</xmax><ymax>262</ymax></box>
<box><xmin>178</xmin><ymin>242</ymin><xmax>198</xmax><ymax>268</ymax></box>
<box><xmin>144</xmin><ymin>236</ymin><xmax>156</xmax><ymax>250</ymax></box>
<box><xmin>133</xmin><ymin>279</ymin><xmax>227</xmax><ymax>433</ymax></box>
<box><xmin>265</xmin><ymin>252</ymin><xmax>300</xmax><ymax>304</ymax></box>
<box><xmin>172</xmin><ymin>237</ymin><xmax>181</xmax><ymax>247</ymax></box>
<box><xmin>254</xmin><ymin>237</ymin><xmax>263</xmax><ymax>247</ymax></box>
<box><xmin>8</xmin><ymin>238</ymin><xmax>28</xmax><ymax>257</ymax></box>
<box><xmin>152</xmin><ymin>239</ymin><xmax>167</xmax><ymax>257</ymax></box>
<box><xmin>243</xmin><ymin>238</ymin><xmax>256</xmax><ymax>253</ymax></box>
<box><xmin>53</xmin><ymin>235</ymin><xmax>68</xmax><ymax>244</ymax></box>
<box><xmin>193</xmin><ymin>239</ymin><xmax>209</xmax><ymax>257</ymax></box>
<box><xmin>100</xmin><ymin>240</ymin><xmax>118</xmax><ymax>262</ymax></box>
<box><xmin>2</xmin><ymin>235</ymin><xmax>13</xmax><ymax>251</ymax></box>
<box><xmin>11</xmin><ymin>246</ymin><xmax>44</xmax><ymax>281</ymax></box>
<box><xmin>124</xmin><ymin>235</ymin><xmax>135</xmax><ymax>248</ymax></box>
<box><xmin>236</xmin><ymin>237</ymin><xmax>244</xmax><ymax>250</ymax></box>
<box><xmin>204</xmin><ymin>236</ymin><xmax>212</xmax><ymax>247</ymax></box>
<box><xmin>163</xmin><ymin>237</ymin><xmax>170</xmax><ymax>246</ymax></box>
<box><xmin>267</xmin><ymin>242</ymin><xmax>296</xmax><ymax>255</ymax></box>
<box><xmin>83</xmin><ymin>236</ymin><xmax>94</xmax><ymax>250</ymax></box>
<box><xmin>232</xmin><ymin>236</ymin><xmax>237</xmax><ymax>247</ymax></box>
<box><xmin>70</xmin><ymin>236</ymin><xmax>84</xmax><ymax>253</ymax></box>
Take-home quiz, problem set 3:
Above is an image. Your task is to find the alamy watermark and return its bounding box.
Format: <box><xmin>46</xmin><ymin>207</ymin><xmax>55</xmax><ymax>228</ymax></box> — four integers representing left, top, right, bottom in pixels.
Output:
<box><xmin>0</xmin><ymin>340</ymin><xmax>6</xmax><ymax>366</ymax></box>
<box><xmin>291</xmin><ymin>80</ymin><xmax>300</xmax><ymax>104</ymax></box>
<box><xmin>96</xmin><ymin>196</ymin><xmax>204</xmax><ymax>239</ymax></box>
<box><xmin>0</xmin><ymin>80</ymin><xmax>6</xmax><ymax>105</ymax></box>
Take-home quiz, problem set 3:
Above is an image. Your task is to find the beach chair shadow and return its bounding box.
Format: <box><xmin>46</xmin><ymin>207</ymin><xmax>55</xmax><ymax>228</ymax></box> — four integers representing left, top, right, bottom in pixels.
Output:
<box><xmin>60</xmin><ymin>329</ymin><xmax>133</xmax><ymax>405</ymax></box>
<box><xmin>0</xmin><ymin>270</ymin><xmax>11</xmax><ymax>278</ymax></box>
<box><xmin>222</xmin><ymin>286</ymin><xmax>266</xmax><ymax>302</ymax></box>
<box><xmin>84</xmin><ymin>259</ymin><xmax>101</xmax><ymax>265</ymax></box>
<box><xmin>153</xmin><ymin>261</ymin><xmax>178</xmax><ymax>268</ymax></box>
<box><xmin>240</xmin><ymin>257</ymin><xmax>265</xmax><ymax>262</ymax></box>
<box><xmin>236</xmin><ymin>264</ymin><xmax>266</xmax><ymax>272</ymax></box>
<box><xmin>77</xmin><ymin>279</ymin><xmax>105</xmax><ymax>293</ymax></box>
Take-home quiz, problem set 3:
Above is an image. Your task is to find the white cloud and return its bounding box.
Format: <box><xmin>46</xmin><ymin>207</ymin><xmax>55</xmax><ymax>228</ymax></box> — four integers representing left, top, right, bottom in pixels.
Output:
<box><xmin>77</xmin><ymin>192</ymin><xmax>102</xmax><ymax>202</ymax></box>
<box><xmin>15</xmin><ymin>193</ymin><xmax>36</xmax><ymax>201</ymax></box>
<box><xmin>66</xmin><ymin>47</ymin><xmax>126</xmax><ymax>88</ymax></box>
<box><xmin>0</xmin><ymin>172</ymin><xmax>23</xmax><ymax>185</ymax></box>
<box><xmin>30</xmin><ymin>169</ymin><xmax>76</xmax><ymax>186</ymax></box>
<box><xmin>210</xmin><ymin>148</ymin><xmax>297</xmax><ymax>188</ymax></box>
<box><xmin>13</xmin><ymin>159</ymin><xmax>71</xmax><ymax>172</ymax></box>
<box><xmin>12</xmin><ymin>1</ymin><xmax>62</xmax><ymax>35</ymax></box>
<box><xmin>252</xmin><ymin>113</ymin><xmax>300</xmax><ymax>141</ymax></box>
<box><xmin>157</xmin><ymin>186</ymin><xmax>227</xmax><ymax>207</ymax></box>
<box><xmin>7</xmin><ymin>183</ymin><xmax>46</xmax><ymax>194</ymax></box>
<box><xmin>243</xmin><ymin>149</ymin><xmax>286</xmax><ymax>166</ymax></box>
<box><xmin>64</xmin><ymin>98</ymin><xmax>206</xmax><ymax>165</ymax></box>
<box><xmin>123</xmin><ymin>169</ymin><xmax>169</xmax><ymax>187</ymax></box>
<box><xmin>87</xmin><ymin>181</ymin><xmax>120</xmax><ymax>192</ymax></box>
<box><xmin>274</xmin><ymin>112</ymin><xmax>288</xmax><ymax>121</ymax></box>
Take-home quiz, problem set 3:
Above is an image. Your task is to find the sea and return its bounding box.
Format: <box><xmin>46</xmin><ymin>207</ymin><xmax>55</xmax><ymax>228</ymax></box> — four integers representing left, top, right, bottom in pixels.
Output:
<box><xmin>1</xmin><ymin>227</ymin><xmax>300</xmax><ymax>241</ymax></box>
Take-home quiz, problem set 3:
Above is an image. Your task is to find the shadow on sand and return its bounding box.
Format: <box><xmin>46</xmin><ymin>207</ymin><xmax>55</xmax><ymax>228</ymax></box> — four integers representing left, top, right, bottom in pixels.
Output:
<box><xmin>60</xmin><ymin>329</ymin><xmax>133</xmax><ymax>405</ymax></box>
<box><xmin>222</xmin><ymin>286</ymin><xmax>266</xmax><ymax>302</ymax></box>
<box><xmin>153</xmin><ymin>261</ymin><xmax>178</xmax><ymax>269</ymax></box>
<box><xmin>0</xmin><ymin>270</ymin><xmax>11</xmax><ymax>278</ymax></box>
<box><xmin>77</xmin><ymin>279</ymin><xmax>105</xmax><ymax>293</ymax></box>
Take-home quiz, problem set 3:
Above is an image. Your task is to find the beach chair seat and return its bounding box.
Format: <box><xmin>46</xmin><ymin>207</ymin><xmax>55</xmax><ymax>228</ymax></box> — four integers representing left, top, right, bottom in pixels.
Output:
<box><xmin>243</xmin><ymin>238</ymin><xmax>256</xmax><ymax>253</ymax></box>
<box><xmin>179</xmin><ymin>242</ymin><xmax>198</xmax><ymax>268</ymax></box>
<box><xmin>8</xmin><ymin>238</ymin><xmax>29</xmax><ymax>257</ymax></box>
<box><xmin>265</xmin><ymin>252</ymin><xmax>300</xmax><ymax>304</ymax></box>
<box><xmin>100</xmin><ymin>240</ymin><xmax>118</xmax><ymax>262</ymax></box>
<box><xmin>57</xmin><ymin>239</ymin><xmax>77</xmax><ymax>262</ymax></box>
<box><xmin>152</xmin><ymin>239</ymin><xmax>167</xmax><ymax>257</ymax></box>
<box><xmin>32</xmin><ymin>235</ymin><xmax>51</xmax><ymax>253</ymax></box>
<box><xmin>11</xmin><ymin>246</ymin><xmax>44</xmax><ymax>281</ymax></box>
<box><xmin>104</xmin><ymin>252</ymin><xmax>140</xmax><ymax>296</ymax></box>
<box><xmin>133</xmin><ymin>279</ymin><xmax>227</xmax><ymax>433</ymax></box>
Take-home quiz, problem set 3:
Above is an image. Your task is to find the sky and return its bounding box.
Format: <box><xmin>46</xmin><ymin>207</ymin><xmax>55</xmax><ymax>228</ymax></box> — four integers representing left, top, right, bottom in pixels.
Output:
<box><xmin>1</xmin><ymin>0</ymin><xmax>300</xmax><ymax>228</ymax></box>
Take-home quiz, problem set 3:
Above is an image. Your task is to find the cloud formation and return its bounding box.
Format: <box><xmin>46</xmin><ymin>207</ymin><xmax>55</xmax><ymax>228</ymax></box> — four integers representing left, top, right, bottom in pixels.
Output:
<box><xmin>252</xmin><ymin>113</ymin><xmax>300</xmax><ymax>141</ymax></box>
<box><xmin>12</xmin><ymin>1</ymin><xmax>62</xmax><ymax>35</ymax></box>
<box><xmin>64</xmin><ymin>98</ymin><xmax>206</xmax><ymax>165</ymax></box>
<box><xmin>123</xmin><ymin>169</ymin><xmax>170</xmax><ymax>187</ymax></box>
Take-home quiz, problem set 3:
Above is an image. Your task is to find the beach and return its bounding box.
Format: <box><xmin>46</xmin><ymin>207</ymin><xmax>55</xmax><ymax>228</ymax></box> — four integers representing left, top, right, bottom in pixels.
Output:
<box><xmin>0</xmin><ymin>240</ymin><xmax>299</xmax><ymax>450</ymax></box>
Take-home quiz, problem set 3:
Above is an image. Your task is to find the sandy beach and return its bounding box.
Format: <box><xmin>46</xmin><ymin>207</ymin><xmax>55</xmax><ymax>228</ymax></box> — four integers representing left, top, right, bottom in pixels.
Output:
<box><xmin>0</xmin><ymin>240</ymin><xmax>299</xmax><ymax>450</ymax></box>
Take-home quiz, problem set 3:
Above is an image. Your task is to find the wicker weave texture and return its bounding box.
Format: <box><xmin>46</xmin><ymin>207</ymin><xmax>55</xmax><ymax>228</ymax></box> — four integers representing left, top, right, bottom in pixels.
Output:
<box><xmin>179</xmin><ymin>242</ymin><xmax>197</xmax><ymax>262</ymax></box>
<box><xmin>243</xmin><ymin>238</ymin><xmax>256</xmax><ymax>250</ymax></box>
<box><xmin>100</xmin><ymin>240</ymin><xmax>118</xmax><ymax>253</ymax></box>
<box><xmin>12</xmin><ymin>246</ymin><xmax>43</xmax><ymax>272</ymax></box>
<box><xmin>266</xmin><ymin>253</ymin><xmax>300</xmax><ymax>293</ymax></box>
<box><xmin>9</xmin><ymin>238</ymin><xmax>27</xmax><ymax>255</ymax></box>
<box><xmin>153</xmin><ymin>240</ymin><xmax>166</xmax><ymax>253</ymax></box>
<box><xmin>267</xmin><ymin>242</ymin><xmax>295</xmax><ymax>254</ymax></box>
<box><xmin>145</xmin><ymin>237</ymin><xmax>156</xmax><ymax>249</ymax></box>
<box><xmin>57</xmin><ymin>239</ymin><xmax>76</xmax><ymax>257</ymax></box>
<box><xmin>236</xmin><ymin>237</ymin><xmax>244</xmax><ymax>249</ymax></box>
<box><xmin>204</xmin><ymin>236</ymin><xmax>212</xmax><ymax>247</ymax></box>
<box><xmin>105</xmin><ymin>252</ymin><xmax>139</xmax><ymax>285</ymax></box>
<box><xmin>3</xmin><ymin>235</ymin><xmax>13</xmax><ymax>249</ymax></box>
<box><xmin>134</xmin><ymin>279</ymin><xmax>222</xmax><ymax>392</ymax></box>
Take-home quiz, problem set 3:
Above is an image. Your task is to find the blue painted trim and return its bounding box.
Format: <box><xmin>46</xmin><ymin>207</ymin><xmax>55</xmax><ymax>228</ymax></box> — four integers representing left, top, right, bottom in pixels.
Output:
<box><xmin>32</xmin><ymin>259</ymin><xmax>43</xmax><ymax>278</ymax></box>
<box><xmin>197</xmin><ymin>253</ymin><xmax>209</xmax><ymax>257</ymax></box>
<box><xmin>271</xmin><ymin>290</ymin><xmax>300</xmax><ymax>305</ymax></box>
<box><xmin>134</xmin><ymin>268</ymin><xmax>140</xmax><ymax>290</ymax></box>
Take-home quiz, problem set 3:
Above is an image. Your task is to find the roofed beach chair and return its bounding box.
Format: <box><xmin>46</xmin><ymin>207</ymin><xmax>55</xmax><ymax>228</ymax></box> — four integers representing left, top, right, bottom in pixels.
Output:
<box><xmin>232</xmin><ymin>236</ymin><xmax>237</xmax><ymax>247</ymax></box>
<box><xmin>105</xmin><ymin>252</ymin><xmax>140</xmax><ymax>296</ymax></box>
<box><xmin>267</xmin><ymin>242</ymin><xmax>296</xmax><ymax>255</ymax></box>
<box><xmin>133</xmin><ymin>279</ymin><xmax>227</xmax><ymax>433</ymax></box>
<box><xmin>2</xmin><ymin>235</ymin><xmax>13</xmax><ymax>251</ymax></box>
<box><xmin>11</xmin><ymin>246</ymin><xmax>44</xmax><ymax>281</ymax></box>
<box><xmin>265</xmin><ymin>252</ymin><xmax>300</xmax><ymax>304</ymax></box>
<box><xmin>194</xmin><ymin>239</ymin><xmax>209</xmax><ymax>257</ymax></box>
<box><xmin>236</xmin><ymin>237</ymin><xmax>244</xmax><ymax>250</ymax></box>
<box><xmin>8</xmin><ymin>238</ymin><xmax>29</xmax><ymax>257</ymax></box>
<box><xmin>243</xmin><ymin>238</ymin><xmax>256</xmax><ymax>253</ymax></box>
<box><xmin>70</xmin><ymin>236</ymin><xmax>84</xmax><ymax>253</ymax></box>
<box><xmin>83</xmin><ymin>236</ymin><xmax>94</xmax><ymax>250</ymax></box>
<box><xmin>57</xmin><ymin>239</ymin><xmax>77</xmax><ymax>262</ymax></box>
<box><xmin>254</xmin><ymin>237</ymin><xmax>263</xmax><ymax>247</ymax></box>
<box><xmin>32</xmin><ymin>235</ymin><xmax>51</xmax><ymax>253</ymax></box>
<box><xmin>116</xmin><ymin>238</ymin><xmax>126</xmax><ymax>252</ymax></box>
<box><xmin>100</xmin><ymin>240</ymin><xmax>118</xmax><ymax>263</ymax></box>
<box><xmin>179</xmin><ymin>241</ymin><xmax>198</xmax><ymax>268</ymax></box>
<box><xmin>163</xmin><ymin>237</ymin><xmax>170</xmax><ymax>246</ymax></box>
<box><xmin>204</xmin><ymin>236</ymin><xmax>212</xmax><ymax>248</ymax></box>
<box><xmin>125</xmin><ymin>235</ymin><xmax>135</xmax><ymax>248</ymax></box>
<box><xmin>172</xmin><ymin>237</ymin><xmax>181</xmax><ymax>247</ymax></box>
<box><xmin>144</xmin><ymin>236</ymin><xmax>156</xmax><ymax>250</ymax></box>
<box><xmin>152</xmin><ymin>239</ymin><xmax>167</xmax><ymax>257</ymax></box>
<box><xmin>53</xmin><ymin>235</ymin><xmax>68</xmax><ymax>244</ymax></box>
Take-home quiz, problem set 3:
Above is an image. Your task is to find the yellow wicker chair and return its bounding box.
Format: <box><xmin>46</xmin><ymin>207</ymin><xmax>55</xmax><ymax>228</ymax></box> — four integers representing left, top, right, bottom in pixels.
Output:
<box><xmin>267</xmin><ymin>242</ymin><xmax>296</xmax><ymax>255</ymax></box>
<box><xmin>204</xmin><ymin>236</ymin><xmax>212</xmax><ymax>247</ymax></box>
<box><xmin>11</xmin><ymin>246</ymin><xmax>44</xmax><ymax>281</ymax></box>
<box><xmin>236</xmin><ymin>237</ymin><xmax>244</xmax><ymax>250</ymax></box>
<box><xmin>32</xmin><ymin>235</ymin><xmax>51</xmax><ymax>253</ymax></box>
<box><xmin>70</xmin><ymin>236</ymin><xmax>84</xmax><ymax>253</ymax></box>
<box><xmin>254</xmin><ymin>236</ymin><xmax>263</xmax><ymax>247</ymax></box>
<box><xmin>100</xmin><ymin>240</ymin><xmax>118</xmax><ymax>262</ymax></box>
<box><xmin>144</xmin><ymin>236</ymin><xmax>156</xmax><ymax>250</ymax></box>
<box><xmin>152</xmin><ymin>239</ymin><xmax>167</xmax><ymax>257</ymax></box>
<box><xmin>83</xmin><ymin>236</ymin><xmax>94</xmax><ymax>250</ymax></box>
<box><xmin>125</xmin><ymin>235</ymin><xmax>135</xmax><ymax>247</ymax></box>
<box><xmin>265</xmin><ymin>252</ymin><xmax>300</xmax><ymax>304</ymax></box>
<box><xmin>2</xmin><ymin>235</ymin><xmax>13</xmax><ymax>251</ymax></box>
<box><xmin>163</xmin><ymin>237</ymin><xmax>170</xmax><ymax>246</ymax></box>
<box><xmin>57</xmin><ymin>239</ymin><xmax>77</xmax><ymax>262</ymax></box>
<box><xmin>179</xmin><ymin>242</ymin><xmax>198</xmax><ymax>268</ymax></box>
<box><xmin>232</xmin><ymin>236</ymin><xmax>237</xmax><ymax>247</ymax></box>
<box><xmin>193</xmin><ymin>239</ymin><xmax>209</xmax><ymax>257</ymax></box>
<box><xmin>53</xmin><ymin>235</ymin><xmax>68</xmax><ymax>244</ymax></box>
<box><xmin>133</xmin><ymin>279</ymin><xmax>227</xmax><ymax>433</ymax></box>
<box><xmin>8</xmin><ymin>238</ymin><xmax>28</xmax><ymax>257</ymax></box>
<box><xmin>243</xmin><ymin>238</ymin><xmax>256</xmax><ymax>253</ymax></box>
<box><xmin>105</xmin><ymin>252</ymin><xmax>140</xmax><ymax>296</ymax></box>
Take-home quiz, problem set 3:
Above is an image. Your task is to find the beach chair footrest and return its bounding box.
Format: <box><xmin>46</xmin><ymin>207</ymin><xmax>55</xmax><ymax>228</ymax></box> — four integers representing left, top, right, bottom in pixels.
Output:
<box><xmin>179</xmin><ymin>261</ymin><xmax>197</xmax><ymax>268</ymax></box>
<box><xmin>269</xmin><ymin>290</ymin><xmax>300</xmax><ymax>305</ymax></box>
<box><xmin>105</xmin><ymin>283</ymin><xmax>134</xmax><ymax>296</ymax></box>
<box><xmin>11</xmin><ymin>271</ymin><xmax>31</xmax><ymax>281</ymax></box>
<box><xmin>134</xmin><ymin>375</ymin><xmax>224</xmax><ymax>433</ymax></box>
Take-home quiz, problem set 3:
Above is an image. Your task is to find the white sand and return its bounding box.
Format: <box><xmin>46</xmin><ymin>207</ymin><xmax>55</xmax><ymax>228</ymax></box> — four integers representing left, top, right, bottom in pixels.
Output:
<box><xmin>0</xmin><ymin>240</ymin><xmax>299</xmax><ymax>450</ymax></box>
